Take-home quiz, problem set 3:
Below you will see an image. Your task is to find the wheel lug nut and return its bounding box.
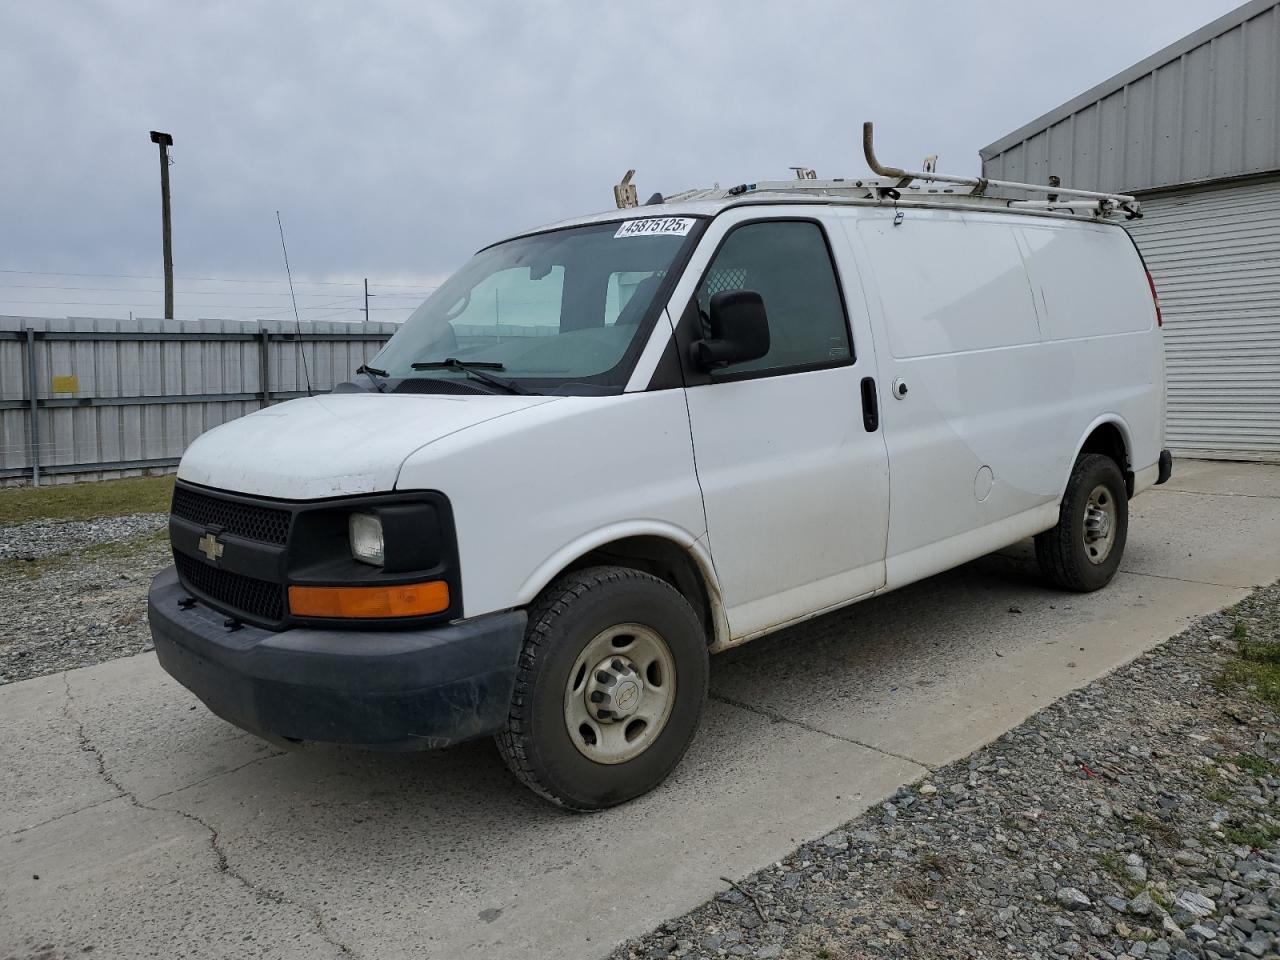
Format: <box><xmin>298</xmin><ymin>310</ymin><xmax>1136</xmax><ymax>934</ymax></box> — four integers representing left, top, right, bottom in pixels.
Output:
<box><xmin>611</xmin><ymin>658</ymin><xmax>625</xmax><ymax>672</ymax></box>
<box><xmin>595</xmin><ymin>670</ymin><xmax>613</xmax><ymax>684</ymax></box>
<box><xmin>589</xmin><ymin>691</ymin><xmax>607</xmax><ymax>703</ymax></box>
<box><xmin>597</xmin><ymin>709</ymin><xmax>612</xmax><ymax>720</ymax></box>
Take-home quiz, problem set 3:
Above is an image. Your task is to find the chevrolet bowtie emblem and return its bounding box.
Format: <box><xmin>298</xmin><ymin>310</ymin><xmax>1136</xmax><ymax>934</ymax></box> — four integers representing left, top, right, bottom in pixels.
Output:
<box><xmin>197</xmin><ymin>532</ymin><xmax>224</xmax><ymax>563</ymax></box>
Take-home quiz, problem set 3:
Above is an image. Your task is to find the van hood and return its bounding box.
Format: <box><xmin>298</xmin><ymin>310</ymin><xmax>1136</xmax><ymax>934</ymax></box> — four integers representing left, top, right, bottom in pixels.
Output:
<box><xmin>177</xmin><ymin>392</ymin><xmax>559</xmax><ymax>499</ymax></box>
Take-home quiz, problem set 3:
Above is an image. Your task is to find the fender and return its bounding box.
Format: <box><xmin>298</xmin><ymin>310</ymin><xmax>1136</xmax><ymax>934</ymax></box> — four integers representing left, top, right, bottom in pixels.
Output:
<box><xmin>514</xmin><ymin>520</ymin><xmax>730</xmax><ymax>648</ymax></box>
<box><xmin>1061</xmin><ymin>413</ymin><xmax>1134</xmax><ymax>499</ymax></box>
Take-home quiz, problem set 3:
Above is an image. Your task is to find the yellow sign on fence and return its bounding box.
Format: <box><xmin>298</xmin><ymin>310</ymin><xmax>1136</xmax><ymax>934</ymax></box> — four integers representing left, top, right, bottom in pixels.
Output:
<box><xmin>51</xmin><ymin>375</ymin><xmax>79</xmax><ymax>394</ymax></box>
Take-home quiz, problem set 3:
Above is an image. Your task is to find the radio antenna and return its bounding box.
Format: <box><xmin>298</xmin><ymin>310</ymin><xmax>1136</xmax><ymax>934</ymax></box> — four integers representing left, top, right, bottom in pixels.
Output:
<box><xmin>276</xmin><ymin>210</ymin><xmax>313</xmax><ymax>397</ymax></box>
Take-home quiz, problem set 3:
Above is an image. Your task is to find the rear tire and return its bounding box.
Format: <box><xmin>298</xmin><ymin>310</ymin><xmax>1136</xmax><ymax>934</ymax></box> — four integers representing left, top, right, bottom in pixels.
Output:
<box><xmin>1035</xmin><ymin>453</ymin><xmax>1129</xmax><ymax>592</ymax></box>
<box><xmin>495</xmin><ymin>566</ymin><xmax>709</xmax><ymax>811</ymax></box>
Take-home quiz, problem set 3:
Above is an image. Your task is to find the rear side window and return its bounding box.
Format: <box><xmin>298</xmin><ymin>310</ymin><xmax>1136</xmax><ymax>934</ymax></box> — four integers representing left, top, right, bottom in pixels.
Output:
<box><xmin>695</xmin><ymin>220</ymin><xmax>852</xmax><ymax>376</ymax></box>
<box><xmin>858</xmin><ymin>213</ymin><xmax>1040</xmax><ymax>358</ymax></box>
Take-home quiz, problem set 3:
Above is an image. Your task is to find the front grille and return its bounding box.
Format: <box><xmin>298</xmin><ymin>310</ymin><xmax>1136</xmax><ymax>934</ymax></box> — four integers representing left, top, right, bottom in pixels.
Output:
<box><xmin>172</xmin><ymin>486</ymin><xmax>291</xmax><ymax>545</ymax></box>
<box><xmin>175</xmin><ymin>552</ymin><xmax>286</xmax><ymax>623</ymax></box>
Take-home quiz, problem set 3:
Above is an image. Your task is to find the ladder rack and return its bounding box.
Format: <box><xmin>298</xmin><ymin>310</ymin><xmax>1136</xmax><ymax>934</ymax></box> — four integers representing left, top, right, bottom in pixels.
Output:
<box><xmin>647</xmin><ymin>122</ymin><xmax>1142</xmax><ymax>221</ymax></box>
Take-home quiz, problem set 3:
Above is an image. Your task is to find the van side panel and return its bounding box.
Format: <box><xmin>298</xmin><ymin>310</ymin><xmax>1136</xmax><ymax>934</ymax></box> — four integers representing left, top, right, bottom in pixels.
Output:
<box><xmin>843</xmin><ymin>207</ymin><xmax>1162</xmax><ymax>587</ymax></box>
<box><xmin>846</xmin><ymin>208</ymin><xmax>1059</xmax><ymax>562</ymax></box>
<box><xmin>1018</xmin><ymin>220</ymin><xmax>1163</xmax><ymax>483</ymax></box>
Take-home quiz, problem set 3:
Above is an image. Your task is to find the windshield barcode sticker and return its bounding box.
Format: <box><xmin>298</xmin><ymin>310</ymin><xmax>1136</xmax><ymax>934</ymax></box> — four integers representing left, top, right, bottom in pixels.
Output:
<box><xmin>614</xmin><ymin>217</ymin><xmax>696</xmax><ymax>239</ymax></box>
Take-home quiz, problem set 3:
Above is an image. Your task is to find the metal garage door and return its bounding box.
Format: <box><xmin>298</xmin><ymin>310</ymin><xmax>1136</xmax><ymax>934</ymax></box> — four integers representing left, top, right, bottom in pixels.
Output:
<box><xmin>1127</xmin><ymin>177</ymin><xmax>1280</xmax><ymax>462</ymax></box>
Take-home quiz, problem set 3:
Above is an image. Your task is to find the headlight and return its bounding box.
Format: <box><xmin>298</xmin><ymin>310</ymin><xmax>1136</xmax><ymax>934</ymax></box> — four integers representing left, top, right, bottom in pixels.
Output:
<box><xmin>348</xmin><ymin>512</ymin><xmax>385</xmax><ymax>566</ymax></box>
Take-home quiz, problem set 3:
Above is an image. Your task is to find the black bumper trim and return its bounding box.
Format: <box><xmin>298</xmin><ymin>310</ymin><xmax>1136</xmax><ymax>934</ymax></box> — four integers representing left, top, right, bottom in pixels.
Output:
<box><xmin>1157</xmin><ymin>449</ymin><xmax>1174</xmax><ymax>485</ymax></box>
<box><xmin>148</xmin><ymin>567</ymin><xmax>526</xmax><ymax>750</ymax></box>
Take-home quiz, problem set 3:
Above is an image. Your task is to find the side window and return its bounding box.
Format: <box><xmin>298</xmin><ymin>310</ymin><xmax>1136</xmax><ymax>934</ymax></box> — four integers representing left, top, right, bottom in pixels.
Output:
<box><xmin>695</xmin><ymin>220</ymin><xmax>852</xmax><ymax>375</ymax></box>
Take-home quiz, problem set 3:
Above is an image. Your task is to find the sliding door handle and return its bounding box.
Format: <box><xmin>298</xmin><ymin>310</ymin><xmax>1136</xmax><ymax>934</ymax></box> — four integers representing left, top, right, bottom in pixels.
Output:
<box><xmin>860</xmin><ymin>376</ymin><xmax>879</xmax><ymax>432</ymax></box>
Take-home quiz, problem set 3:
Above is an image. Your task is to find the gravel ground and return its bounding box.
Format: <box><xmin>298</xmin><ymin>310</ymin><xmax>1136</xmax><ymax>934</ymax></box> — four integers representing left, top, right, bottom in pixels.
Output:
<box><xmin>612</xmin><ymin>583</ymin><xmax>1280</xmax><ymax>960</ymax></box>
<box><xmin>0</xmin><ymin>513</ymin><xmax>171</xmax><ymax>684</ymax></box>
<box><xmin>0</xmin><ymin>513</ymin><xmax>167</xmax><ymax>560</ymax></box>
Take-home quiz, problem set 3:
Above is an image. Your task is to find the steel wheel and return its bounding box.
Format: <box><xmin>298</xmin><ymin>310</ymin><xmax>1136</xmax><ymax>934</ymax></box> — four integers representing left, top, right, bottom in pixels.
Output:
<box><xmin>562</xmin><ymin>623</ymin><xmax>676</xmax><ymax>765</ymax></box>
<box><xmin>1082</xmin><ymin>483</ymin><xmax>1118</xmax><ymax>564</ymax></box>
<box><xmin>496</xmin><ymin>566</ymin><xmax>709</xmax><ymax>810</ymax></box>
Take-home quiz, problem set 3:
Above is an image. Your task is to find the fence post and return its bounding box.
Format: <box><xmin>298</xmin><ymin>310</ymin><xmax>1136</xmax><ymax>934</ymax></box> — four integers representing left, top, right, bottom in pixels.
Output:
<box><xmin>24</xmin><ymin>327</ymin><xmax>40</xmax><ymax>486</ymax></box>
<box><xmin>258</xmin><ymin>328</ymin><xmax>271</xmax><ymax>408</ymax></box>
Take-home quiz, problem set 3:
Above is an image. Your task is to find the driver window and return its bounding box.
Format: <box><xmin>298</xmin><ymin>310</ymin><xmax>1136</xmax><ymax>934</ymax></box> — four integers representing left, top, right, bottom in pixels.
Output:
<box><xmin>696</xmin><ymin>220</ymin><xmax>852</xmax><ymax>375</ymax></box>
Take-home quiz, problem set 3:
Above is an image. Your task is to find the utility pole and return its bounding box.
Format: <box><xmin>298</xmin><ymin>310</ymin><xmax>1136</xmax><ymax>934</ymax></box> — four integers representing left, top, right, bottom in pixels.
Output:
<box><xmin>363</xmin><ymin>277</ymin><xmax>369</xmax><ymax>322</ymax></box>
<box><xmin>149</xmin><ymin>131</ymin><xmax>175</xmax><ymax>319</ymax></box>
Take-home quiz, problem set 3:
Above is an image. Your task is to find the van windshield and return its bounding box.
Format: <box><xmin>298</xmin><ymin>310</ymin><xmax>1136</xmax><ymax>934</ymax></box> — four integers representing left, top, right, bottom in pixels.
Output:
<box><xmin>372</xmin><ymin>219</ymin><xmax>702</xmax><ymax>394</ymax></box>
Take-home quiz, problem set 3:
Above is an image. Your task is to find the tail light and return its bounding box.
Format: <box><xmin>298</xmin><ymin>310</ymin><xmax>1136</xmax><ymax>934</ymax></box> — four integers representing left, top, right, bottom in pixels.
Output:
<box><xmin>1146</xmin><ymin>269</ymin><xmax>1163</xmax><ymax>327</ymax></box>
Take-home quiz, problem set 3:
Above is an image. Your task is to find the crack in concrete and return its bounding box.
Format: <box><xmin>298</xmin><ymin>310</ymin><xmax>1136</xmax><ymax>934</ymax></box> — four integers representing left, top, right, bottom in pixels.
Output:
<box><xmin>708</xmin><ymin>690</ymin><xmax>933</xmax><ymax>773</ymax></box>
<box><xmin>1158</xmin><ymin>487</ymin><xmax>1280</xmax><ymax>501</ymax></box>
<box><xmin>144</xmin><ymin>749</ymin><xmax>285</xmax><ymax>804</ymax></box>
<box><xmin>1118</xmin><ymin>568</ymin><xmax>1252</xmax><ymax>590</ymax></box>
<box><xmin>8</xmin><ymin>793</ymin><xmax>121</xmax><ymax>838</ymax></box>
<box><xmin>60</xmin><ymin>673</ymin><xmax>360</xmax><ymax>959</ymax></box>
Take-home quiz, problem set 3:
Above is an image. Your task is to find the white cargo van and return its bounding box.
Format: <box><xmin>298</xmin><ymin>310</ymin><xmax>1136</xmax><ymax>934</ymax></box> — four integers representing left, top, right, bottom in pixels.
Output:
<box><xmin>149</xmin><ymin>127</ymin><xmax>1172</xmax><ymax>810</ymax></box>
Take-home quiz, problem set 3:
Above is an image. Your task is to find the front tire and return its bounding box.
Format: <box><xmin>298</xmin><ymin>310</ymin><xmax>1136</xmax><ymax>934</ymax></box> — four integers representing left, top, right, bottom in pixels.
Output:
<box><xmin>1035</xmin><ymin>453</ymin><xmax>1129</xmax><ymax>592</ymax></box>
<box><xmin>495</xmin><ymin>566</ymin><xmax>709</xmax><ymax>811</ymax></box>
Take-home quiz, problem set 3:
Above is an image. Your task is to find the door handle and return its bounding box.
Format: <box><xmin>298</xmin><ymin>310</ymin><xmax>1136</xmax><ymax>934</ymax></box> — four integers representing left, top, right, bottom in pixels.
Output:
<box><xmin>860</xmin><ymin>376</ymin><xmax>879</xmax><ymax>432</ymax></box>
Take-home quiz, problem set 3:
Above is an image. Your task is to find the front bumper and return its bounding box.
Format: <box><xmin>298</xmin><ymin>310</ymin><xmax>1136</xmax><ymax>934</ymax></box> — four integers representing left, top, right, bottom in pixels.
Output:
<box><xmin>148</xmin><ymin>567</ymin><xmax>526</xmax><ymax>750</ymax></box>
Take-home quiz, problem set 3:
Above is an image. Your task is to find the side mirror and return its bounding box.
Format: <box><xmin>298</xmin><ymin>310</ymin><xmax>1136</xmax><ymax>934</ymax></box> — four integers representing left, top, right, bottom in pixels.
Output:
<box><xmin>691</xmin><ymin>290</ymin><xmax>770</xmax><ymax>370</ymax></box>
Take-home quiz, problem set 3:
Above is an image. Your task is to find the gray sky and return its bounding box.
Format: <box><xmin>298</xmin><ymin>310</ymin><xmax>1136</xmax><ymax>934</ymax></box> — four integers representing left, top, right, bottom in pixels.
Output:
<box><xmin>0</xmin><ymin>0</ymin><xmax>1245</xmax><ymax>323</ymax></box>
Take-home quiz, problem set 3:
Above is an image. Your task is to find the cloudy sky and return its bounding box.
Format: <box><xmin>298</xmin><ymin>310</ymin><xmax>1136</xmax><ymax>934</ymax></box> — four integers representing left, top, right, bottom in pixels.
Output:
<box><xmin>0</xmin><ymin>0</ymin><xmax>1244</xmax><ymax>323</ymax></box>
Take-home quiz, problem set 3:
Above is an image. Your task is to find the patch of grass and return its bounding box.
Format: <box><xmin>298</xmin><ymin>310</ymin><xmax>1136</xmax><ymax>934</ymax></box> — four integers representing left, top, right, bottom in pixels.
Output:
<box><xmin>893</xmin><ymin>876</ymin><xmax>935</xmax><ymax>905</ymax></box>
<box><xmin>0</xmin><ymin>475</ymin><xmax>173</xmax><ymax>524</ymax></box>
<box><xmin>918</xmin><ymin>851</ymin><xmax>953</xmax><ymax>876</ymax></box>
<box><xmin>1098</xmin><ymin>851</ymin><xmax>1126</xmax><ymax>881</ymax></box>
<box><xmin>1000</xmin><ymin>815</ymin><xmax>1024</xmax><ymax>834</ymax></box>
<box><xmin>1228</xmin><ymin>753</ymin><xmax>1280</xmax><ymax>777</ymax></box>
<box><xmin>1130</xmin><ymin>813</ymin><xmax>1181</xmax><ymax>848</ymax></box>
<box><xmin>1223</xmin><ymin>822</ymin><xmax>1280</xmax><ymax>849</ymax></box>
<box><xmin>1216</xmin><ymin>632</ymin><xmax>1280</xmax><ymax>712</ymax></box>
<box><xmin>0</xmin><ymin>529</ymin><xmax>169</xmax><ymax>579</ymax></box>
<box><xmin>1205</xmin><ymin>787</ymin><xmax>1236</xmax><ymax>806</ymax></box>
<box><xmin>1233</xmin><ymin>620</ymin><xmax>1249</xmax><ymax>640</ymax></box>
<box><xmin>1097</xmin><ymin>851</ymin><xmax>1145</xmax><ymax>897</ymax></box>
<box><xmin>894</xmin><ymin>852</ymin><xmax>955</xmax><ymax>905</ymax></box>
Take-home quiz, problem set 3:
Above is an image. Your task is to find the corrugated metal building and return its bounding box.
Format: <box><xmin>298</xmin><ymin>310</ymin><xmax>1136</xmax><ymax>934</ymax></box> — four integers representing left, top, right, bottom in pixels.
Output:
<box><xmin>981</xmin><ymin>0</ymin><xmax>1280</xmax><ymax>462</ymax></box>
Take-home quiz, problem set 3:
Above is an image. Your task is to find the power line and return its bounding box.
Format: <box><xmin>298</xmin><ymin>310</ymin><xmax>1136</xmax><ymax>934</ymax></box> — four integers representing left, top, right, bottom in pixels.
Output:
<box><xmin>0</xmin><ymin>298</ymin><xmax>373</xmax><ymax>309</ymax></box>
<box><xmin>0</xmin><ymin>268</ymin><xmax>363</xmax><ymax>286</ymax></box>
<box><xmin>0</xmin><ymin>267</ymin><xmax>443</xmax><ymax>290</ymax></box>
<box><xmin>0</xmin><ymin>283</ymin><xmax>369</xmax><ymax>297</ymax></box>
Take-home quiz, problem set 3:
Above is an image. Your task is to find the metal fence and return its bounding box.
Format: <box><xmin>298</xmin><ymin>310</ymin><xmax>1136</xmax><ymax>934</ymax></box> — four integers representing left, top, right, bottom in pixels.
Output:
<box><xmin>0</xmin><ymin>316</ymin><xmax>397</xmax><ymax>486</ymax></box>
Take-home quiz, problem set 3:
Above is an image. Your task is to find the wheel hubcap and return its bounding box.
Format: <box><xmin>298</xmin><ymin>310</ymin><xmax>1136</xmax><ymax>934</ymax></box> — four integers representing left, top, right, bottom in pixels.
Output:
<box><xmin>564</xmin><ymin>623</ymin><xmax>676</xmax><ymax>765</ymax></box>
<box><xmin>1082</xmin><ymin>484</ymin><xmax>1117</xmax><ymax>565</ymax></box>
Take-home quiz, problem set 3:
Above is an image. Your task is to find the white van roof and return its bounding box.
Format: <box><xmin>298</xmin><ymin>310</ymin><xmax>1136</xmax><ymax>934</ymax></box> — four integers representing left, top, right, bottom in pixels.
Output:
<box><xmin>505</xmin><ymin>122</ymin><xmax>1143</xmax><ymax>245</ymax></box>
<box><xmin>511</xmin><ymin>182</ymin><xmax>1133</xmax><ymax>247</ymax></box>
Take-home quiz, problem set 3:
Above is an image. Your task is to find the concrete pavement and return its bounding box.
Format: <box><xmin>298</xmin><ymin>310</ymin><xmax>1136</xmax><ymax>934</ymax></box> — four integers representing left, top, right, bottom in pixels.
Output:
<box><xmin>3</xmin><ymin>459</ymin><xmax>1279</xmax><ymax>960</ymax></box>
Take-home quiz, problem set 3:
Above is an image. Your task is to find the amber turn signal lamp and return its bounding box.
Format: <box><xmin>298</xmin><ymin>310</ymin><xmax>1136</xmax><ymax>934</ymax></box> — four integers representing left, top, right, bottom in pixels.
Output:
<box><xmin>288</xmin><ymin>581</ymin><xmax>450</xmax><ymax>619</ymax></box>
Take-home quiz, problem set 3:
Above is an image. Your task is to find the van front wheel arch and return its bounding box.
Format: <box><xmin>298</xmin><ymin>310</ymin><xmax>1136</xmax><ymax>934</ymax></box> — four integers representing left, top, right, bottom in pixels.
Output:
<box><xmin>1035</xmin><ymin>453</ymin><xmax>1129</xmax><ymax>592</ymax></box>
<box><xmin>495</xmin><ymin>565</ymin><xmax>709</xmax><ymax>810</ymax></box>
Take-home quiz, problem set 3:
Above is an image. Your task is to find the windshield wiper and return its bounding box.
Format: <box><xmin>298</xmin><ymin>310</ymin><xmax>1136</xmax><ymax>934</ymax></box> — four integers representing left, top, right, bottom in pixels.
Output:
<box><xmin>355</xmin><ymin>363</ymin><xmax>388</xmax><ymax>392</ymax></box>
<box><xmin>410</xmin><ymin>358</ymin><xmax>532</xmax><ymax>395</ymax></box>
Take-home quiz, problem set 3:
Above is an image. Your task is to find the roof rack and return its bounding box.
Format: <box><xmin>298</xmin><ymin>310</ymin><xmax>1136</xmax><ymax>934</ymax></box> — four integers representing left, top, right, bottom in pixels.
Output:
<box><xmin>650</xmin><ymin>121</ymin><xmax>1142</xmax><ymax>221</ymax></box>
